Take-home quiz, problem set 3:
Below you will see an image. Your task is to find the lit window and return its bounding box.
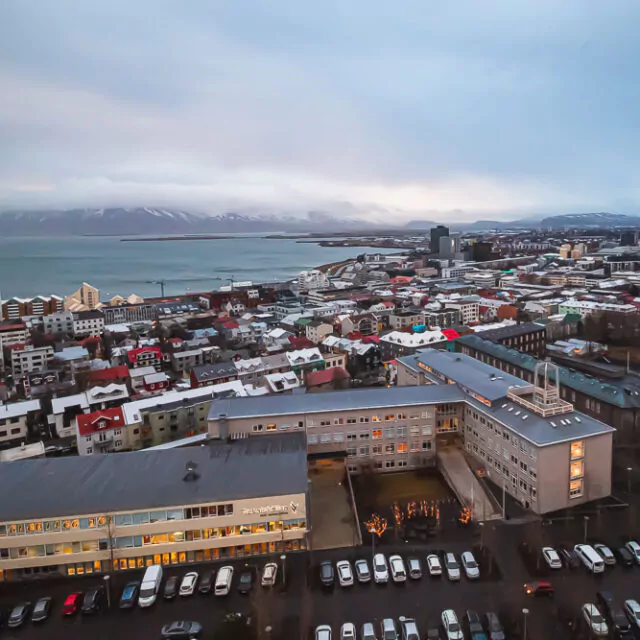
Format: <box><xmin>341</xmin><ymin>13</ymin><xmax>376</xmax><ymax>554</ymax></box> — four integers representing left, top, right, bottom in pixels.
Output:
<box><xmin>266</xmin><ymin>424</ymin><xmax>277</xmax><ymax>431</ymax></box>
<box><xmin>384</xmin><ymin>415</ymin><xmax>395</xmax><ymax>422</ymax></box>
<box><xmin>372</xmin><ymin>429</ymin><xmax>382</xmax><ymax>439</ymax></box>
<box><xmin>570</xmin><ymin>440</ymin><xmax>584</xmax><ymax>460</ymax></box>
<box><xmin>397</xmin><ymin>443</ymin><xmax>408</xmax><ymax>454</ymax></box>
<box><xmin>569</xmin><ymin>479</ymin><xmax>583</xmax><ymax>498</ymax></box>
<box><xmin>372</xmin><ymin>416</ymin><xmax>381</xmax><ymax>422</ymax></box>
<box><xmin>570</xmin><ymin>460</ymin><xmax>584</xmax><ymax>479</ymax></box>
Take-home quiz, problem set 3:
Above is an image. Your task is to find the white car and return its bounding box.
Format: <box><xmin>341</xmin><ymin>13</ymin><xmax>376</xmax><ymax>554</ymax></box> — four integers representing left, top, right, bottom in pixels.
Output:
<box><xmin>441</xmin><ymin>609</ymin><xmax>464</xmax><ymax>640</ymax></box>
<box><xmin>444</xmin><ymin>553</ymin><xmax>460</xmax><ymax>581</ymax></box>
<box><xmin>398</xmin><ymin>617</ymin><xmax>420</xmax><ymax>640</ymax></box>
<box><xmin>373</xmin><ymin>553</ymin><xmax>389</xmax><ymax>584</ymax></box>
<box><xmin>354</xmin><ymin>559</ymin><xmax>371</xmax><ymax>583</ymax></box>
<box><xmin>594</xmin><ymin>543</ymin><xmax>616</xmax><ymax>566</ymax></box>
<box><xmin>261</xmin><ymin>562</ymin><xmax>278</xmax><ymax>587</ymax></box>
<box><xmin>389</xmin><ymin>555</ymin><xmax>407</xmax><ymax>583</ymax></box>
<box><xmin>625</xmin><ymin>540</ymin><xmax>640</xmax><ymax>564</ymax></box>
<box><xmin>581</xmin><ymin>603</ymin><xmax>608</xmax><ymax>637</ymax></box>
<box><xmin>336</xmin><ymin>560</ymin><xmax>354</xmax><ymax>587</ymax></box>
<box><xmin>380</xmin><ymin>618</ymin><xmax>398</xmax><ymax>640</ymax></box>
<box><xmin>316</xmin><ymin>625</ymin><xmax>332</xmax><ymax>640</ymax></box>
<box><xmin>179</xmin><ymin>571</ymin><xmax>199</xmax><ymax>596</ymax></box>
<box><xmin>340</xmin><ymin>622</ymin><xmax>356</xmax><ymax>640</ymax></box>
<box><xmin>624</xmin><ymin>599</ymin><xmax>640</xmax><ymax>629</ymax></box>
<box><xmin>426</xmin><ymin>554</ymin><xmax>442</xmax><ymax>576</ymax></box>
<box><xmin>461</xmin><ymin>551</ymin><xmax>480</xmax><ymax>579</ymax></box>
<box><xmin>541</xmin><ymin>546</ymin><xmax>562</xmax><ymax>570</ymax></box>
<box><xmin>361</xmin><ymin>622</ymin><xmax>377</xmax><ymax>640</ymax></box>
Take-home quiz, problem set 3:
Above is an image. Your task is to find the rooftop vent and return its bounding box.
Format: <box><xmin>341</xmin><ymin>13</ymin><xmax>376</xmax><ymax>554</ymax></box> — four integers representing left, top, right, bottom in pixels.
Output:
<box><xmin>522</xmin><ymin>414</ymin><xmax>528</xmax><ymax>420</ymax></box>
<box><xmin>507</xmin><ymin>407</ymin><xmax>514</xmax><ymax>412</ymax></box>
<box><xmin>550</xmin><ymin>421</ymin><xmax>557</xmax><ymax>427</ymax></box>
<box><xmin>183</xmin><ymin>460</ymin><xmax>200</xmax><ymax>482</ymax></box>
<box><xmin>575</xmin><ymin>416</ymin><xmax>582</xmax><ymax>423</ymax></box>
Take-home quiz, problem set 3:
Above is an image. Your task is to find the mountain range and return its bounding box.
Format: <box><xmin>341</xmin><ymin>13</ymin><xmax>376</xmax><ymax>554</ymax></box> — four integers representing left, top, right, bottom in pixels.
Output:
<box><xmin>0</xmin><ymin>207</ymin><xmax>639</xmax><ymax>235</ymax></box>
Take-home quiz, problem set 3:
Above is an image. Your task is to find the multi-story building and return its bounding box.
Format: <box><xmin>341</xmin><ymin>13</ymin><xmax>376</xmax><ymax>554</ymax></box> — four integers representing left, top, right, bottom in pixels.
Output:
<box><xmin>0</xmin><ymin>322</ymin><xmax>29</xmax><ymax>371</ymax></box>
<box><xmin>43</xmin><ymin>311</ymin><xmax>74</xmax><ymax>335</ymax></box>
<box><xmin>0</xmin><ymin>434</ymin><xmax>308</xmax><ymax>580</ymax></box>
<box><xmin>0</xmin><ymin>400</ymin><xmax>42</xmax><ymax>449</ymax></box>
<box><xmin>1</xmin><ymin>296</ymin><xmax>63</xmax><ymax>321</ymax></box>
<box><xmin>388</xmin><ymin>309</ymin><xmax>424</xmax><ymax>330</ymax></box>
<box><xmin>557</xmin><ymin>300</ymin><xmax>637</xmax><ymax>318</ymax></box>
<box><xmin>423</xmin><ymin>309</ymin><xmax>461</xmax><ymax>329</ymax></box>
<box><xmin>171</xmin><ymin>349</ymin><xmax>204</xmax><ymax>375</ymax></box>
<box><xmin>10</xmin><ymin>345</ymin><xmax>54</xmax><ymax>377</ymax></box>
<box><xmin>65</xmin><ymin>282</ymin><xmax>100</xmax><ymax>312</ymax></box>
<box><xmin>380</xmin><ymin>330</ymin><xmax>446</xmax><ymax>360</ymax></box>
<box><xmin>103</xmin><ymin>303</ymin><xmax>156</xmax><ymax>325</ymax></box>
<box><xmin>76</xmin><ymin>407</ymin><xmax>137</xmax><ymax>455</ymax></box>
<box><xmin>430</xmin><ymin>225</ymin><xmax>449</xmax><ymax>252</ymax></box>
<box><xmin>190</xmin><ymin>362</ymin><xmax>239</xmax><ymax>389</ymax></box>
<box><xmin>445</xmin><ymin>300</ymin><xmax>479</xmax><ymax>325</ymax></box>
<box><xmin>470</xmin><ymin>321</ymin><xmax>546</xmax><ymax>357</ymax></box>
<box><xmin>305</xmin><ymin>320</ymin><xmax>334</xmax><ymax>344</ymax></box>
<box><xmin>126</xmin><ymin>347</ymin><xmax>163</xmax><ymax>371</ymax></box>
<box><xmin>72</xmin><ymin>310</ymin><xmax>105</xmax><ymax>338</ymax></box>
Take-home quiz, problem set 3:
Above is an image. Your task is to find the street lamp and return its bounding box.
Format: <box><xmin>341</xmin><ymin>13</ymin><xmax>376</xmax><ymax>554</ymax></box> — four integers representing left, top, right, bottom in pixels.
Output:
<box><xmin>583</xmin><ymin>515</ymin><xmax>590</xmax><ymax>544</ymax></box>
<box><xmin>627</xmin><ymin>467</ymin><xmax>633</xmax><ymax>495</ymax></box>
<box><xmin>103</xmin><ymin>575</ymin><xmax>111</xmax><ymax>610</ymax></box>
<box><xmin>522</xmin><ymin>608</ymin><xmax>530</xmax><ymax>640</ymax></box>
<box><xmin>478</xmin><ymin>522</ymin><xmax>485</xmax><ymax>550</ymax></box>
<box><xmin>280</xmin><ymin>554</ymin><xmax>287</xmax><ymax>586</ymax></box>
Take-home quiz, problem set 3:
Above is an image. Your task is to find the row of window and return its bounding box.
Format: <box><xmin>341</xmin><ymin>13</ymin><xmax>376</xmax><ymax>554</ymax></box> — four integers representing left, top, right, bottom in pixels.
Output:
<box><xmin>344</xmin><ymin>442</ymin><xmax>432</xmax><ymax>457</ymax></box>
<box><xmin>347</xmin><ymin>459</ymin><xmax>409</xmax><ymax>473</ymax></box>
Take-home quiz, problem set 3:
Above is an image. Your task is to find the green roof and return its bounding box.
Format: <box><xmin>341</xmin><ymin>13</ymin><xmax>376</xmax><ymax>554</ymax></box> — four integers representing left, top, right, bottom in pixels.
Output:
<box><xmin>295</xmin><ymin>317</ymin><xmax>312</xmax><ymax>326</ymax></box>
<box><xmin>562</xmin><ymin>313</ymin><xmax>582</xmax><ymax>325</ymax></box>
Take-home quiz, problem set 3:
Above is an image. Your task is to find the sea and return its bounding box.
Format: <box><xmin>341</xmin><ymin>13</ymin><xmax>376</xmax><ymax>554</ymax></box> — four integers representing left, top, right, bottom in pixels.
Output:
<box><xmin>0</xmin><ymin>235</ymin><xmax>401</xmax><ymax>299</ymax></box>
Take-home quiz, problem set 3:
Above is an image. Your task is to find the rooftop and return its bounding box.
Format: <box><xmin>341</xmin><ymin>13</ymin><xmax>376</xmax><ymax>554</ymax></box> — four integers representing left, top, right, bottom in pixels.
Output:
<box><xmin>0</xmin><ymin>433</ymin><xmax>308</xmax><ymax>521</ymax></box>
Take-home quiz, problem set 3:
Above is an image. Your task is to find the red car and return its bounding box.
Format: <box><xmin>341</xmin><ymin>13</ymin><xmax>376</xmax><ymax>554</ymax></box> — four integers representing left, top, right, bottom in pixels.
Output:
<box><xmin>62</xmin><ymin>592</ymin><xmax>83</xmax><ymax>616</ymax></box>
<box><xmin>524</xmin><ymin>581</ymin><xmax>555</xmax><ymax>597</ymax></box>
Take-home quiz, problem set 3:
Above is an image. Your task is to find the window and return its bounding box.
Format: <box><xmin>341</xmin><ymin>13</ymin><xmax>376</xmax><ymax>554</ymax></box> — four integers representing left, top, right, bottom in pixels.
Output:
<box><xmin>422</xmin><ymin>425</ymin><xmax>433</xmax><ymax>436</ymax></box>
<box><xmin>372</xmin><ymin>416</ymin><xmax>381</xmax><ymax>422</ymax></box>
<box><xmin>320</xmin><ymin>420</ymin><xmax>331</xmax><ymax>426</ymax></box>
<box><xmin>410</xmin><ymin>426</ymin><xmax>420</xmax><ymax>436</ymax></box>
<box><xmin>334</xmin><ymin>418</ymin><xmax>344</xmax><ymax>425</ymax></box>
<box><xmin>397</xmin><ymin>443</ymin><xmax>408</xmax><ymax>454</ymax></box>
<box><xmin>384</xmin><ymin>443</ymin><xmax>395</xmax><ymax>454</ymax></box>
<box><xmin>372</xmin><ymin>444</ymin><xmax>382</xmax><ymax>455</ymax></box>
<box><xmin>359</xmin><ymin>417</ymin><xmax>369</xmax><ymax>423</ymax></box>
<box><xmin>86</xmin><ymin>447</ymin><xmax>93</xmax><ymax>454</ymax></box>
<box><xmin>359</xmin><ymin>432</ymin><xmax>370</xmax><ymax>440</ymax></box>
<box><xmin>346</xmin><ymin>433</ymin><xmax>356</xmax><ymax>441</ymax></box>
<box><xmin>384</xmin><ymin>427</ymin><xmax>395</xmax><ymax>438</ymax></box>
<box><xmin>320</xmin><ymin>434</ymin><xmax>331</xmax><ymax>443</ymax></box>
<box><xmin>347</xmin><ymin>417</ymin><xmax>357</xmax><ymax>424</ymax></box>
<box><xmin>422</xmin><ymin>441</ymin><xmax>432</xmax><ymax>450</ymax></box>
<box><xmin>372</xmin><ymin>429</ymin><xmax>382</xmax><ymax>439</ymax></box>
<box><xmin>385</xmin><ymin>460</ymin><xmax>395</xmax><ymax>468</ymax></box>
<box><xmin>570</xmin><ymin>460</ymin><xmax>584</xmax><ymax>479</ymax></box>
<box><xmin>570</xmin><ymin>440</ymin><xmax>584</xmax><ymax>460</ymax></box>
<box><xmin>359</xmin><ymin>446</ymin><xmax>369</xmax><ymax>457</ymax></box>
<box><xmin>307</xmin><ymin>435</ymin><xmax>318</xmax><ymax>445</ymax></box>
<box><xmin>252</xmin><ymin>424</ymin><xmax>263</xmax><ymax>433</ymax></box>
<box><xmin>266</xmin><ymin>424</ymin><xmax>277</xmax><ymax>431</ymax></box>
<box><xmin>397</xmin><ymin>460</ymin><xmax>407</xmax><ymax>468</ymax></box>
<box><xmin>333</xmin><ymin>432</ymin><xmax>344</xmax><ymax>442</ymax></box>
<box><xmin>397</xmin><ymin>427</ymin><xmax>407</xmax><ymax>438</ymax></box>
<box><xmin>346</xmin><ymin>447</ymin><xmax>356</xmax><ymax>458</ymax></box>
<box><xmin>384</xmin><ymin>414</ymin><xmax>395</xmax><ymax>421</ymax></box>
<box><xmin>569</xmin><ymin>479</ymin><xmax>583</xmax><ymax>498</ymax></box>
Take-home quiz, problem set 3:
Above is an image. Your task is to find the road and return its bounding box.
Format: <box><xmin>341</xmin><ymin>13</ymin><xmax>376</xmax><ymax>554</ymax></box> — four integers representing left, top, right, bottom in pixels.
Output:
<box><xmin>0</xmin><ymin>523</ymin><xmax>639</xmax><ymax>639</ymax></box>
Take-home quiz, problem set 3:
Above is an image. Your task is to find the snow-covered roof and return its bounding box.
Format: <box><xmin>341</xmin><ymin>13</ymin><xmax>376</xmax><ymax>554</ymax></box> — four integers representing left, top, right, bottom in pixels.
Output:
<box><xmin>0</xmin><ymin>399</ymin><xmax>41</xmax><ymax>420</ymax></box>
<box><xmin>380</xmin><ymin>331</ymin><xmax>445</xmax><ymax>347</ymax></box>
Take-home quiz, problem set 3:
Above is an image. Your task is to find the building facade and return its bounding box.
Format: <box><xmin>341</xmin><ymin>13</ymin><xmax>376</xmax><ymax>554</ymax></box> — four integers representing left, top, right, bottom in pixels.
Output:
<box><xmin>10</xmin><ymin>346</ymin><xmax>54</xmax><ymax>377</ymax></box>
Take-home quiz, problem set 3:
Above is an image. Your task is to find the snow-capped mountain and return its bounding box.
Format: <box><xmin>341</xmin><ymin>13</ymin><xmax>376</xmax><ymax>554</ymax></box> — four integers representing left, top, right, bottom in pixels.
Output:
<box><xmin>0</xmin><ymin>207</ymin><xmax>372</xmax><ymax>236</ymax></box>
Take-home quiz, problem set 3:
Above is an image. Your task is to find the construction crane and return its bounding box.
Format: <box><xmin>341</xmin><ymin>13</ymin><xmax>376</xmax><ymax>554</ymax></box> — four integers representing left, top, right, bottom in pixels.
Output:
<box><xmin>146</xmin><ymin>280</ymin><xmax>166</xmax><ymax>297</ymax></box>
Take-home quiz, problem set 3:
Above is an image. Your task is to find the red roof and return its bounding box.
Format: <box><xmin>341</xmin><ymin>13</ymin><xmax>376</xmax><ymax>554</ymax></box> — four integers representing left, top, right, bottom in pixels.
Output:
<box><xmin>223</xmin><ymin>321</ymin><xmax>239</xmax><ymax>329</ymax></box>
<box><xmin>6</xmin><ymin>343</ymin><xmax>27</xmax><ymax>351</ymax></box>
<box><xmin>288</xmin><ymin>336</ymin><xmax>314</xmax><ymax>349</ymax></box>
<box><xmin>390</xmin><ymin>276</ymin><xmax>413</xmax><ymax>284</ymax></box>
<box><xmin>441</xmin><ymin>329</ymin><xmax>460</xmax><ymax>341</ymax></box>
<box><xmin>0</xmin><ymin>323</ymin><xmax>26</xmax><ymax>332</ymax></box>
<box><xmin>169</xmin><ymin>337</ymin><xmax>183</xmax><ymax>344</ymax></box>
<box><xmin>127</xmin><ymin>346</ymin><xmax>162</xmax><ymax>364</ymax></box>
<box><xmin>89</xmin><ymin>365</ymin><xmax>130</xmax><ymax>383</ymax></box>
<box><xmin>77</xmin><ymin>407</ymin><xmax>125</xmax><ymax>436</ymax></box>
<box><xmin>362</xmin><ymin>335</ymin><xmax>380</xmax><ymax>343</ymax></box>
<box><xmin>305</xmin><ymin>366</ymin><xmax>350</xmax><ymax>387</ymax></box>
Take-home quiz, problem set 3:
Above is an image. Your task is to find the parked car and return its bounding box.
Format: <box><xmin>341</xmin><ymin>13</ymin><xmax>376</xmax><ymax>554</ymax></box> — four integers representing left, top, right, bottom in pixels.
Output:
<box><xmin>541</xmin><ymin>546</ymin><xmax>562</xmax><ymax>570</ymax></box>
<box><xmin>444</xmin><ymin>553</ymin><xmax>461</xmax><ymax>581</ymax></box>
<box><xmin>625</xmin><ymin>540</ymin><xmax>640</xmax><ymax>564</ymax></box>
<box><xmin>319</xmin><ymin>561</ymin><xmax>335</xmax><ymax>587</ymax></box>
<box><xmin>62</xmin><ymin>592</ymin><xmax>82</xmax><ymax>616</ymax></box>
<box><xmin>557</xmin><ymin>544</ymin><xmax>580</xmax><ymax>569</ymax></box>
<box><xmin>315</xmin><ymin>624</ymin><xmax>332</xmax><ymax>640</ymax></box>
<box><xmin>337</xmin><ymin>560</ymin><xmax>354</xmax><ymax>587</ymax></box>
<box><xmin>261</xmin><ymin>562</ymin><xmax>278</xmax><ymax>587</ymax></box>
<box><xmin>237</xmin><ymin>569</ymin><xmax>254</xmax><ymax>594</ymax></box>
<box><xmin>354</xmin><ymin>559</ymin><xmax>371</xmax><ymax>583</ymax></box>
<box><xmin>485</xmin><ymin>612</ymin><xmax>505</xmax><ymax>640</ymax></box>
<box><xmin>426</xmin><ymin>554</ymin><xmax>442</xmax><ymax>576</ymax></box>
<box><xmin>461</xmin><ymin>551</ymin><xmax>480</xmax><ymax>580</ymax></box>
<box><xmin>164</xmin><ymin>576</ymin><xmax>179</xmax><ymax>600</ymax></box>
<box><xmin>523</xmin><ymin>581</ymin><xmax>555</xmax><ymax>597</ymax></box>
<box><xmin>623</xmin><ymin>599</ymin><xmax>640</xmax><ymax>630</ymax></box>
<box><xmin>581</xmin><ymin>603</ymin><xmax>609</xmax><ymax>637</ymax></box>
<box><xmin>8</xmin><ymin>603</ymin><xmax>30</xmax><ymax>628</ymax></box>
<box><xmin>120</xmin><ymin>581</ymin><xmax>140</xmax><ymax>609</ymax></box>
<box><xmin>407</xmin><ymin>557</ymin><xmax>422</xmax><ymax>579</ymax></box>
<box><xmin>389</xmin><ymin>555</ymin><xmax>407</xmax><ymax>583</ymax></box>
<box><xmin>466</xmin><ymin>610</ymin><xmax>488</xmax><ymax>640</ymax></box>
<box><xmin>31</xmin><ymin>597</ymin><xmax>52</xmax><ymax>623</ymax></box>
<box><xmin>441</xmin><ymin>609</ymin><xmax>464</xmax><ymax>640</ymax></box>
<box><xmin>398</xmin><ymin>616</ymin><xmax>420</xmax><ymax>640</ymax></box>
<box><xmin>380</xmin><ymin>618</ymin><xmax>398</xmax><ymax>640</ymax></box>
<box><xmin>594</xmin><ymin>543</ymin><xmax>616</xmax><ymax>566</ymax></box>
<box><xmin>179</xmin><ymin>572</ymin><xmax>199</xmax><ymax>596</ymax></box>
<box><xmin>373</xmin><ymin>553</ymin><xmax>389</xmax><ymax>584</ymax></box>
<box><xmin>596</xmin><ymin>590</ymin><xmax>633</xmax><ymax>637</ymax></box>
<box><xmin>198</xmin><ymin>570</ymin><xmax>215</xmax><ymax>594</ymax></box>
<box><xmin>160</xmin><ymin>620</ymin><xmax>203</xmax><ymax>639</ymax></box>
<box><xmin>616</xmin><ymin>546</ymin><xmax>635</xmax><ymax>567</ymax></box>
<box><xmin>426</xmin><ymin>629</ymin><xmax>443</xmax><ymax>640</ymax></box>
<box><xmin>341</xmin><ymin>622</ymin><xmax>356</xmax><ymax>640</ymax></box>
<box><xmin>81</xmin><ymin>587</ymin><xmax>103</xmax><ymax>614</ymax></box>
<box><xmin>361</xmin><ymin>622</ymin><xmax>377</xmax><ymax>640</ymax></box>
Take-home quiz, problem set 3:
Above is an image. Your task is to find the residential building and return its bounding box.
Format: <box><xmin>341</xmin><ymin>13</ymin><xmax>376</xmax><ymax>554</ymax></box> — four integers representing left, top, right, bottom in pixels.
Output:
<box><xmin>10</xmin><ymin>345</ymin><xmax>54</xmax><ymax>377</ymax></box>
<box><xmin>1</xmin><ymin>296</ymin><xmax>63</xmax><ymax>321</ymax></box>
<box><xmin>305</xmin><ymin>320</ymin><xmax>334</xmax><ymax>344</ymax></box>
<box><xmin>65</xmin><ymin>282</ymin><xmax>101</xmax><ymax>312</ymax></box>
<box><xmin>72</xmin><ymin>310</ymin><xmax>105</xmax><ymax>338</ymax></box>
<box><xmin>340</xmin><ymin>313</ymin><xmax>379</xmax><ymax>336</ymax></box>
<box><xmin>285</xmin><ymin>348</ymin><xmax>325</xmax><ymax>374</ymax></box>
<box><xmin>0</xmin><ymin>435</ymin><xmax>307</xmax><ymax>579</ymax></box>
<box><xmin>423</xmin><ymin>308</ymin><xmax>461</xmax><ymax>329</ymax></box>
<box><xmin>171</xmin><ymin>349</ymin><xmax>204</xmax><ymax>375</ymax></box>
<box><xmin>380</xmin><ymin>330</ymin><xmax>446</xmax><ymax>360</ymax></box>
<box><xmin>389</xmin><ymin>309</ymin><xmax>425</xmax><ymax>331</ymax></box>
<box><xmin>43</xmin><ymin>311</ymin><xmax>74</xmax><ymax>335</ymax></box>
<box><xmin>470</xmin><ymin>321</ymin><xmax>546</xmax><ymax>356</ymax></box>
<box><xmin>142</xmin><ymin>372</ymin><xmax>170</xmax><ymax>394</ymax></box>
<box><xmin>264</xmin><ymin>372</ymin><xmax>301</xmax><ymax>394</ymax></box>
<box><xmin>126</xmin><ymin>347</ymin><xmax>163</xmax><ymax>371</ymax></box>
<box><xmin>0</xmin><ymin>322</ymin><xmax>29</xmax><ymax>371</ymax></box>
<box><xmin>298</xmin><ymin>270</ymin><xmax>329</xmax><ymax>290</ymax></box>
<box><xmin>103</xmin><ymin>303</ymin><xmax>156</xmax><ymax>325</ymax></box>
<box><xmin>557</xmin><ymin>300</ymin><xmax>637</xmax><ymax>318</ymax></box>
<box><xmin>445</xmin><ymin>300</ymin><xmax>479</xmax><ymax>325</ymax></box>
<box><xmin>129</xmin><ymin>366</ymin><xmax>158</xmax><ymax>392</ymax></box>
<box><xmin>190</xmin><ymin>362</ymin><xmax>239</xmax><ymax>389</ymax></box>
<box><xmin>76</xmin><ymin>407</ymin><xmax>137</xmax><ymax>455</ymax></box>
<box><xmin>0</xmin><ymin>400</ymin><xmax>42</xmax><ymax>448</ymax></box>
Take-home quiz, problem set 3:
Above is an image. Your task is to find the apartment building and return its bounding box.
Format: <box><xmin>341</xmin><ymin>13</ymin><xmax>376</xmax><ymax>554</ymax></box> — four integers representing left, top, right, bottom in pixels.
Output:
<box><xmin>126</xmin><ymin>347</ymin><xmax>163</xmax><ymax>371</ymax></box>
<box><xmin>43</xmin><ymin>311</ymin><xmax>74</xmax><ymax>335</ymax></box>
<box><xmin>445</xmin><ymin>300</ymin><xmax>479</xmax><ymax>325</ymax></box>
<box><xmin>72</xmin><ymin>310</ymin><xmax>105</xmax><ymax>338</ymax></box>
<box><xmin>76</xmin><ymin>407</ymin><xmax>138</xmax><ymax>456</ymax></box>
<box><xmin>380</xmin><ymin>330</ymin><xmax>446</xmax><ymax>360</ymax></box>
<box><xmin>10</xmin><ymin>345</ymin><xmax>54</xmax><ymax>377</ymax></box>
<box><xmin>305</xmin><ymin>320</ymin><xmax>334</xmax><ymax>344</ymax></box>
<box><xmin>1</xmin><ymin>296</ymin><xmax>63</xmax><ymax>321</ymax></box>
<box><xmin>0</xmin><ymin>400</ymin><xmax>42</xmax><ymax>448</ymax></box>
<box><xmin>557</xmin><ymin>300</ymin><xmax>637</xmax><ymax>318</ymax></box>
<box><xmin>103</xmin><ymin>303</ymin><xmax>156</xmax><ymax>325</ymax></box>
<box><xmin>389</xmin><ymin>309</ymin><xmax>424</xmax><ymax>330</ymax></box>
<box><xmin>471</xmin><ymin>321</ymin><xmax>546</xmax><ymax>357</ymax></box>
<box><xmin>171</xmin><ymin>349</ymin><xmax>204</xmax><ymax>375</ymax></box>
<box><xmin>0</xmin><ymin>435</ymin><xmax>308</xmax><ymax>580</ymax></box>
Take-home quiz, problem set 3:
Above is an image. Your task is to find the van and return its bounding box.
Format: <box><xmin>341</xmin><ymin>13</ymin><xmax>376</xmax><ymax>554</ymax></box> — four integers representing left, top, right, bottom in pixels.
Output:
<box><xmin>574</xmin><ymin>544</ymin><xmax>605</xmax><ymax>574</ymax></box>
<box><xmin>214</xmin><ymin>565</ymin><xmax>234</xmax><ymax>596</ymax></box>
<box><xmin>138</xmin><ymin>564</ymin><xmax>163</xmax><ymax>607</ymax></box>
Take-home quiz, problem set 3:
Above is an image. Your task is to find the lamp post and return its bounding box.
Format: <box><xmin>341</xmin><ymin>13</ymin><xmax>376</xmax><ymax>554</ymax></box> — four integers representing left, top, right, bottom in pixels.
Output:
<box><xmin>280</xmin><ymin>554</ymin><xmax>287</xmax><ymax>586</ymax></box>
<box><xmin>522</xmin><ymin>608</ymin><xmax>529</xmax><ymax>640</ymax></box>
<box><xmin>478</xmin><ymin>522</ymin><xmax>485</xmax><ymax>550</ymax></box>
<box><xmin>583</xmin><ymin>515</ymin><xmax>590</xmax><ymax>544</ymax></box>
<box><xmin>103</xmin><ymin>575</ymin><xmax>111</xmax><ymax>610</ymax></box>
<box><xmin>627</xmin><ymin>467</ymin><xmax>633</xmax><ymax>495</ymax></box>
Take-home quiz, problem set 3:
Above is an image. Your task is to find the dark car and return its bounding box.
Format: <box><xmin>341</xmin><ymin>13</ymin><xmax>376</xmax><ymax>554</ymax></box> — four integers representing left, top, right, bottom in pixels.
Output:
<box><xmin>557</xmin><ymin>545</ymin><xmax>580</xmax><ymax>569</ymax></box>
<box><xmin>238</xmin><ymin>569</ymin><xmax>254</xmax><ymax>594</ymax></box>
<box><xmin>31</xmin><ymin>596</ymin><xmax>52</xmax><ymax>623</ymax></box>
<box><xmin>524</xmin><ymin>581</ymin><xmax>555</xmax><ymax>597</ymax></box>
<box><xmin>164</xmin><ymin>575</ymin><xmax>179</xmax><ymax>600</ymax></box>
<box><xmin>319</xmin><ymin>561</ymin><xmax>334</xmax><ymax>587</ymax></box>
<box><xmin>119</xmin><ymin>581</ymin><xmax>140</xmax><ymax>609</ymax></box>
<box><xmin>426</xmin><ymin>629</ymin><xmax>443</xmax><ymax>640</ymax></box>
<box><xmin>81</xmin><ymin>586</ymin><xmax>103</xmax><ymax>614</ymax></box>
<box><xmin>617</xmin><ymin>546</ymin><xmax>635</xmax><ymax>567</ymax></box>
<box><xmin>160</xmin><ymin>620</ymin><xmax>203</xmax><ymax>639</ymax></box>
<box><xmin>596</xmin><ymin>590</ymin><xmax>633</xmax><ymax>637</ymax></box>
<box><xmin>8</xmin><ymin>603</ymin><xmax>30</xmax><ymax>628</ymax></box>
<box><xmin>466</xmin><ymin>610</ymin><xmax>489</xmax><ymax>640</ymax></box>
<box><xmin>198</xmin><ymin>571</ymin><xmax>215</xmax><ymax>595</ymax></box>
<box><xmin>485</xmin><ymin>612</ymin><xmax>505</xmax><ymax>640</ymax></box>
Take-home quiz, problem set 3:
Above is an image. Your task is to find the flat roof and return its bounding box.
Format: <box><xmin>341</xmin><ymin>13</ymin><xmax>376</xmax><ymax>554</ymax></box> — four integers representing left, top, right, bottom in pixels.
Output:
<box><xmin>209</xmin><ymin>384</ymin><xmax>465</xmax><ymax>420</ymax></box>
<box><xmin>0</xmin><ymin>433</ymin><xmax>308</xmax><ymax>521</ymax></box>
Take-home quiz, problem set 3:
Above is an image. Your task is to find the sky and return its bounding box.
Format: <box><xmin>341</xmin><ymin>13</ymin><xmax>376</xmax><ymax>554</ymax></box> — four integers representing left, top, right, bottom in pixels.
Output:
<box><xmin>1</xmin><ymin>1</ymin><xmax>640</xmax><ymax>223</ymax></box>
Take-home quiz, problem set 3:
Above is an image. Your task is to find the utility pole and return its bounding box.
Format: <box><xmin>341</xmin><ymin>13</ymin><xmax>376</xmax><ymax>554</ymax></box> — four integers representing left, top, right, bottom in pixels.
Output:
<box><xmin>146</xmin><ymin>280</ymin><xmax>166</xmax><ymax>297</ymax></box>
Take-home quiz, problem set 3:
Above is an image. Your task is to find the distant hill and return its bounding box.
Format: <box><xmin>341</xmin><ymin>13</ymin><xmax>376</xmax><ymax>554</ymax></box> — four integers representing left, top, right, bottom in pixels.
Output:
<box><xmin>0</xmin><ymin>207</ymin><xmax>370</xmax><ymax>236</ymax></box>
<box><xmin>538</xmin><ymin>212</ymin><xmax>640</xmax><ymax>228</ymax></box>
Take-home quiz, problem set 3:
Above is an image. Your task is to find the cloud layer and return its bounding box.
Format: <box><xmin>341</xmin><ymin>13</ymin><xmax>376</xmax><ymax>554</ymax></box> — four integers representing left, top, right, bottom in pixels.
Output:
<box><xmin>1</xmin><ymin>1</ymin><xmax>640</xmax><ymax>221</ymax></box>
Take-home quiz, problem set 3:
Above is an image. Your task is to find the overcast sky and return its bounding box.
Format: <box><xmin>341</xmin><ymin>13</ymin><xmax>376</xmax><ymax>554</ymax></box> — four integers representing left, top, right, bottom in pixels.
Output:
<box><xmin>1</xmin><ymin>1</ymin><xmax>639</xmax><ymax>222</ymax></box>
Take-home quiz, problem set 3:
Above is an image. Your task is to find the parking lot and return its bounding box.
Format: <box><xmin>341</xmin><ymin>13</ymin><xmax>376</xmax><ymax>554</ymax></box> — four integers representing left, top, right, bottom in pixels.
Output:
<box><xmin>1</xmin><ymin>523</ymin><xmax>640</xmax><ymax>639</ymax></box>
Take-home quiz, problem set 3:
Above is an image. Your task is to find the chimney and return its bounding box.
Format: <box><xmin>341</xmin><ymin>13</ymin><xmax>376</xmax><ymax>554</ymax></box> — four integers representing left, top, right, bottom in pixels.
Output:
<box><xmin>218</xmin><ymin>414</ymin><xmax>229</xmax><ymax>440</ymax></box>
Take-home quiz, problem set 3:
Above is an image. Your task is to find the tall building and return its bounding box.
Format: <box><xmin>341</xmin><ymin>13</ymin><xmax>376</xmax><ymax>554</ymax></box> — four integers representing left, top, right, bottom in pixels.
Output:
<box><xmin>65</xmin><ymin>283</ymin><xmax>101</xmax><ymax>312</ymax></box>
<box><xmin>439</xmin><ymin>235</ymin><xmax>461</xmax><ymax>259</ymax></box>
<box><xmin>620</xmin><ymin>230</ymin><xmax>638</xmax><ymax>247</ymax></box>
<box><xmin>430</xmin><ymin>225</ymin><xmax>449</xmax><ymax>254</ymax></box>
<box><xmin>1</xmin><ymin>296</ymin><xmax>64</xmax><ymax>321</ymax></box>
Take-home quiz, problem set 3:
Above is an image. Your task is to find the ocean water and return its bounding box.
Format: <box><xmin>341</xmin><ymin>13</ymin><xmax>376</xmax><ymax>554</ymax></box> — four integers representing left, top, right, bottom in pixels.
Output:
<box><xmin>0</xmin><ymin>235</ymin><xmax>399</xmax><ymax>299</ymax></box>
